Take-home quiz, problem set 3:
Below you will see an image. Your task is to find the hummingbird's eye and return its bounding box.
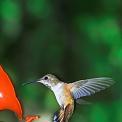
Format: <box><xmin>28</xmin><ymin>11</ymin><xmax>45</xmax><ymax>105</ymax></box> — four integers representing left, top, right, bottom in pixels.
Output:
<box><xmin>44</xmin><ymin>76</ymin><xmax>48</xmax><ymax>80</ymax></box>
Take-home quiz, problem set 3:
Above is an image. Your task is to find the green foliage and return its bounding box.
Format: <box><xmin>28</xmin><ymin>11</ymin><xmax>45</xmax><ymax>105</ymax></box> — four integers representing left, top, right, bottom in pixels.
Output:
<box><xmin>0</xmin><ymin>0</ymin><xmax>121</xmax><ymax>121</ymax></box>
<box><xmin>90</xmin><ymin>104</ymin><xmax>109</xmax><ymax>122</ymax></box>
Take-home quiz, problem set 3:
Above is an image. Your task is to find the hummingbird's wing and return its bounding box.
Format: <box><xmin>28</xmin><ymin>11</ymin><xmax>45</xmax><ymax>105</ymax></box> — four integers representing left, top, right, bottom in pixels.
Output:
<box><xmin>68</xmin><ymin>77</ymin><xmax>115</xmax><ymax>100</ymax></box>
<box><xmin>76</xmin><ymin>98</ymin><xmax>91</xmax><ymax>104</ymax></box>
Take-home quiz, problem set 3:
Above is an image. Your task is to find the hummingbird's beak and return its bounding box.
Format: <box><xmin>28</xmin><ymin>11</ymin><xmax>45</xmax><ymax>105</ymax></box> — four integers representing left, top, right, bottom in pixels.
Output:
<box><xmin>22</xmin><ymin>78</ymin><xmax>42</xmax><ymax>86</ymax></box>
<box><xmin>22</xmin><ymin>81</ymin><xmax>37</xmax><ymax>86</ymax></box>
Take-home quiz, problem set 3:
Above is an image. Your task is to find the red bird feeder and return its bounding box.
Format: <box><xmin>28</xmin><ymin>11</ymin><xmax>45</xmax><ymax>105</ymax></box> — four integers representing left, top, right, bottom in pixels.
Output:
<box><xmin>0</xmin><ymin>65</ymin><xmax>40</xmax><ymax>122</ymax></box>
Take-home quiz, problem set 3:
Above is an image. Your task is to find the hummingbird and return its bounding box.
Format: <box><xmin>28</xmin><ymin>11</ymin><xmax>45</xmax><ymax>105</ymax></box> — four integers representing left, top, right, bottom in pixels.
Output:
<box><xmin>23</xmin><ymin>74</ymin><xmax>115</xmax><ymax>122</ymax></box>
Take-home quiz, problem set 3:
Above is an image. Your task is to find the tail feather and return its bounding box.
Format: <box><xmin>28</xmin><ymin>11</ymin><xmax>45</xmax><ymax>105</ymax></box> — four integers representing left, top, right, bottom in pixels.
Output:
<box><xmin>63</xmin><ymin>104</ymin><xmax>73</xmax><ymax>121</ymax></box>
<box><xmin>53</xmin><ymin>109</ymin><xmax>64</xmax><ymax>122</ymax></box>
<box><xmin>53</xmin><ymin>104</ymin><xmax>73</xmax><ymax>122</ymax></box>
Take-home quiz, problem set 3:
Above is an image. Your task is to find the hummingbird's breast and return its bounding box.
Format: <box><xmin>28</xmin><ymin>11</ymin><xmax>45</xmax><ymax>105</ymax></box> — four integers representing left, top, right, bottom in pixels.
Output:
<box><xmin>52</xmin><ymin>83</ymin><xmax>74</xmax><ymax>108</ymax></box>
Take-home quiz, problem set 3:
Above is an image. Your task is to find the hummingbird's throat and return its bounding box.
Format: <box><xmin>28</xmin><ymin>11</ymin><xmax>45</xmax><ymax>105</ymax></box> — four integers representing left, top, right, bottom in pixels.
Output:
<box><xmin>43</xmin><ymin>83</ymin><xmax>51</xmax><ymax>89</ymax></box>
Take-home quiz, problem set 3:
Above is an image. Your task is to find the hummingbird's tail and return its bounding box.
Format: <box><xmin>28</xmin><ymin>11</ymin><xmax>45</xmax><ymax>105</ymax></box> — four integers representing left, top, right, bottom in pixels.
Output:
<box><xmin>53</xmin><ymin>108</ymin><xmax>64</xmax><ymax>122</ymax></box>
<box><xmin>53</xmin><ymin>104</ymin><xmax>73</xmax><ymax>122</ymax></box>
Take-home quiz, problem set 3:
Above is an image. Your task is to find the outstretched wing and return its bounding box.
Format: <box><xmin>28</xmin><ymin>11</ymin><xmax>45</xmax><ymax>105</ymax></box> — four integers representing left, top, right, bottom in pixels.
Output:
<box><xmin>68</xmin><ymin>77</ymin><xmax>115</xmax><ymax>100</ymax></box>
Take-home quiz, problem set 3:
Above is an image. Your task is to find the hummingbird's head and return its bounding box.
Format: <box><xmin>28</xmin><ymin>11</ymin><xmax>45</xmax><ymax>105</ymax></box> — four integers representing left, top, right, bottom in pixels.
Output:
<box><xmin>22</xmin><ymin>74</ymin><xmax>60</xmax><ymax>89</ymax></box>
<box><xmin>37</xmin><ymin>74</ymin><xmax>60</xmax><ymax>88</ymax></box>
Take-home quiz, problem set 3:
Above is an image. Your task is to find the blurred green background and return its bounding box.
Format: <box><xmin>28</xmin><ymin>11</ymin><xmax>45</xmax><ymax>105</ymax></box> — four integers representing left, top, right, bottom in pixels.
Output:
<box><xmin>0</xmin><ymin>0</ymin><xmax>121</xmax><ymax>122</ymax></box>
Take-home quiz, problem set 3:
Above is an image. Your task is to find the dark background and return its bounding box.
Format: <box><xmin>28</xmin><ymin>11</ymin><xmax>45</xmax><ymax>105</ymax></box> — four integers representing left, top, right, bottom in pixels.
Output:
<box><xmin>0</xmin><ymin>0</ymin><xmax>121</xmax><ymax>122</ymax></box>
